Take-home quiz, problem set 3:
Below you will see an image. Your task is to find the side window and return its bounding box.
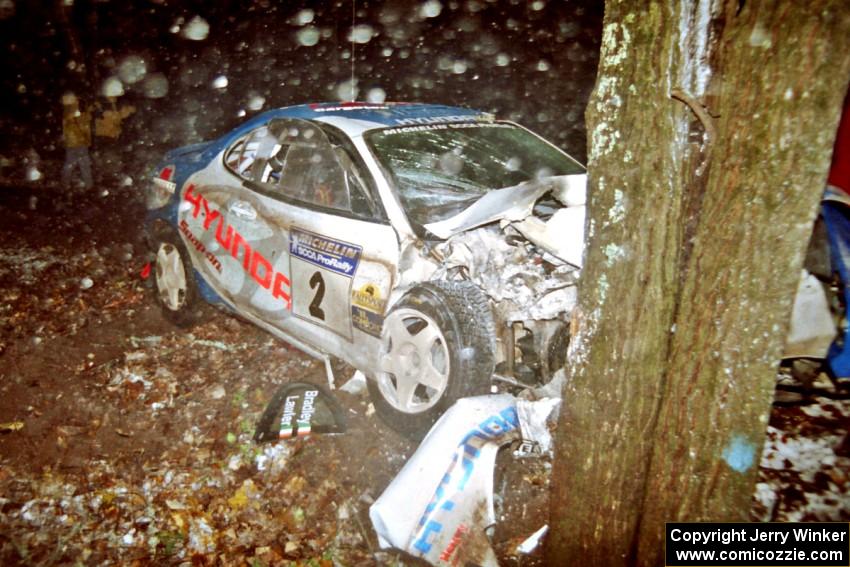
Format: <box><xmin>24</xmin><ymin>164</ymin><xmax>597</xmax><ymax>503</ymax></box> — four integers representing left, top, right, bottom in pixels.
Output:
<box><xmin>233</xmin><ymin>119</ymin><xmax>382</xmax><ymax>220</ymax></box>
<box><xmin>276</xmin><ymin>145</ymin><xmax>319</xmax><ymax>203</ymax></box>
<box><xmin>264</xmin><ymin>121</ymin><xmax>354</xmax><ymax>213</ymax></box>
<box><xmin>224</xmin><ymin>126</ymin><xmax>271</xmax><ymax>180</ymax></box>
<box><xmin>223</xmin><ymin>135</ymin><xmax>247</xmax><ymax>175</ymax></box>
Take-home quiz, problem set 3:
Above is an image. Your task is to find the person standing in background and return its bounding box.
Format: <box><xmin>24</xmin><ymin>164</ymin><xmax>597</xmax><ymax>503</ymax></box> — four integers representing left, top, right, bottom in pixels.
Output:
<box><xmin>94</xmin><ymin>96</ymin><xmax>136</xmax><ymax>184</ymax></box>
<box><xmin>61</xmin><ymin>91</ymin><xmax>93</xmax><ymax>191</ymax></box>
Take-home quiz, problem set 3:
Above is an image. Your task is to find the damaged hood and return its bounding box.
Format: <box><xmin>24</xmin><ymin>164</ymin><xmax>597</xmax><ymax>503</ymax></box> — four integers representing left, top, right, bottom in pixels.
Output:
<box><xmin>425</xmin><ymin>174</ymin><xmax>587</xmax><ymax>268</ymax></box>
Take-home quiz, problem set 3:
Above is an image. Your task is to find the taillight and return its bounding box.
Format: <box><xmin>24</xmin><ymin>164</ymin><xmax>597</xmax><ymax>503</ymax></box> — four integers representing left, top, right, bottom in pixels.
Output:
<box><xmin>147</xmin><ymin>165</ymin><xmax>177</xmax><ymax>209</ymax></box>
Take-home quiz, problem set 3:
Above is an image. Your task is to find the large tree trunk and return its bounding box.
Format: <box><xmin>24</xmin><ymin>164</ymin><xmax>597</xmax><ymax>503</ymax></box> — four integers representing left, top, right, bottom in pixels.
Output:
<box><xmin>548</xmin><ymin>2</ymin><xmax>850</xmax><ymax>565</ymax></box>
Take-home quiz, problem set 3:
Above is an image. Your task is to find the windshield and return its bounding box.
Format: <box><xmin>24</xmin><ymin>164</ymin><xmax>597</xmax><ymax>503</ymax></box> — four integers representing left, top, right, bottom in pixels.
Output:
<box><xmin>366</xmin><ymin>121</ymin><xmax>584</xmax><ymax>226</ymax></box>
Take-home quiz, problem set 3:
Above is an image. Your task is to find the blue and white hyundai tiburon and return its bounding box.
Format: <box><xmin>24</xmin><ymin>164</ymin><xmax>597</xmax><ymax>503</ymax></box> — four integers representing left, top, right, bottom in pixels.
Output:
<box><xmin>146</xmin><ymin>102</ymin><xmax>587</xmax><ymax>436</ymax></box>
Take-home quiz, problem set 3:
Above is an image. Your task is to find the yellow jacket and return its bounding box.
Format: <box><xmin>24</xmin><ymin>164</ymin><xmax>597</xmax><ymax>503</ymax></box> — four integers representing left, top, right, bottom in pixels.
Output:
<box><xmin>95</xmin><ymin>103</ymin><xmax>135</xmax><ymax>139</ymax></box>
<box><xmin>63</xmin><ymin>110</ymin><xmax>92</xmax><ymax>148</ymax></box>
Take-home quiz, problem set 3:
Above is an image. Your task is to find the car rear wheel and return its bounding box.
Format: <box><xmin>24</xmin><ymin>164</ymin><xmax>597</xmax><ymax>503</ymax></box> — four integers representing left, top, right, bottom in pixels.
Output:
<box><xmin>367</xmin><ymin>280</ymin><xmax>496</xmax><ymax>438</ymax></box>
<box><xmin>153</xmin><ymin>234</ymin><xmax>207</xmax><ymax>327</ymax></box>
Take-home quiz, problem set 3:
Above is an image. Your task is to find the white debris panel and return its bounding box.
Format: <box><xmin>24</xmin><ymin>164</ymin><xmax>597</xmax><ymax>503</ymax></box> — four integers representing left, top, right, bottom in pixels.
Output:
<box><xmin>784</xmin><ymin>270</ymin><xmax>836</xmax><ymax>359</ymax></box>
<box><xmin>370</xmin><ymin>394</ymin><xmax>559</xmax><ymax>567</ymax></box>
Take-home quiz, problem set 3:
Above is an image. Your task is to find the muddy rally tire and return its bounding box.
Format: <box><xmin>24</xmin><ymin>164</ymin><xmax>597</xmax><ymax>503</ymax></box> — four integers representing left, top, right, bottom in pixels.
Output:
<box><xmin>152</xmin><ymin>234</ymin><xmax>207</xmax><ymax>327</ymax></box>
<box><xmin>367</xmin><ymin>280</ymin><xmax>496</xmax><ymax>438</ymax></box>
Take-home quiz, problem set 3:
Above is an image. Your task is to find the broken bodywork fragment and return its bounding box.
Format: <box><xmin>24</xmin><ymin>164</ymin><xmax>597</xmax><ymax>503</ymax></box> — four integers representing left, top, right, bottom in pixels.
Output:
<box><xmin>370</xmin><ymin>394</ymin><xmax>559</xmax><ymax>567</ymax></box>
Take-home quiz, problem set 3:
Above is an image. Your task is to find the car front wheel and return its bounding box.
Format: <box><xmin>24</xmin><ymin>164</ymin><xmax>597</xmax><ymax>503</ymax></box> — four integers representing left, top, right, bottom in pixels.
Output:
<box><xmin>367</xmin><ymin>280</ymin><xmax>496</xmax><ymax>438</ymax></box>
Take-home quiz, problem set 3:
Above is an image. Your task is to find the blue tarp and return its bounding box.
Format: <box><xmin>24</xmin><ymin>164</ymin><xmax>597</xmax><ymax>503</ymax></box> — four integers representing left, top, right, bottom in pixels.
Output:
<box><xmin>822</xmin><ymin>195</ymin><xmax>850</xmax><ymax>377</ymax></box>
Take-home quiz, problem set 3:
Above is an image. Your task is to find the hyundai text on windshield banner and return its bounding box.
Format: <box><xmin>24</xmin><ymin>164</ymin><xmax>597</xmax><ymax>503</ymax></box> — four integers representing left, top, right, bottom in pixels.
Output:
<box><xmin>665</xmin><ymin>523</ymin><xmax>849</xmax><ymax>566</ymax></box>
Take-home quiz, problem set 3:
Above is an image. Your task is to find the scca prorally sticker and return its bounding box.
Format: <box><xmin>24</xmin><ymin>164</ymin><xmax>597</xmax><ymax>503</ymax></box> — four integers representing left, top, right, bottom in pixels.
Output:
<box><xmin>290</xmin><ymin>228</ymin><xmax>362</xmax><ymax>278</ymax></box>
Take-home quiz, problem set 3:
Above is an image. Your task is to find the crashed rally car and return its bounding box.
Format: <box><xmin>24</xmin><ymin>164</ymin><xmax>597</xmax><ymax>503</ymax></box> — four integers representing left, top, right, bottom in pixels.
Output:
<box><xmin>145</xmin><ymin>102</ymin><xmax>586</xmax><ymax>436</ymax></box>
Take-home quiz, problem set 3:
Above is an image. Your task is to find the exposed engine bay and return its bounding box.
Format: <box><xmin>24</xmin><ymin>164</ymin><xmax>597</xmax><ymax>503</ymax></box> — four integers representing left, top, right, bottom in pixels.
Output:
<box><xmin>399</xmin><ymin>174</ymin><xmax>586</xmax><ymax>386</ymax></box>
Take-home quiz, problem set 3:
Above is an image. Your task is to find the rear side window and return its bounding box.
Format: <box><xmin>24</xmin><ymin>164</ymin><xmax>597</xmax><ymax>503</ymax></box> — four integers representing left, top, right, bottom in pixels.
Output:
<box><xmin>224</xmin><ymin>126</ymin><xmax>273</xmax><ymax>180</ymax></box>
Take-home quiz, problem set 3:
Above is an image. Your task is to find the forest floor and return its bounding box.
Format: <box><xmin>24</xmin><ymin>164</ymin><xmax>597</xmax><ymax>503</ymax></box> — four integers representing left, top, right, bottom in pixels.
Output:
<box><xmin>0</xmin><ymin>182</ymin><xmax>847</xmax><ymax>566</ymax></box>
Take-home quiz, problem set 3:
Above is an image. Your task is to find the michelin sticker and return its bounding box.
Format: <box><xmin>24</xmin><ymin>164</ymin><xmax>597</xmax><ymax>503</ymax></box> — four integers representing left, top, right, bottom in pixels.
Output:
<box><xmin>290</xmin><ymin>228</ymin><xmax>362</xmax><ymax>339</ymax></box>
<box><xmin>290</xmin><ymin>228</ymin><xmax>362</xmax><ymax>276</ymax></box>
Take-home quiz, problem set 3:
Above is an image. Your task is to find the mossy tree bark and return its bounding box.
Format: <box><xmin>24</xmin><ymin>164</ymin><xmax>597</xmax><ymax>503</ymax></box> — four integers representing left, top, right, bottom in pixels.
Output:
<box><xmin>548</xmin><ymin>2</ymin><xmax>850</xmax><ymax>565</ymax></box>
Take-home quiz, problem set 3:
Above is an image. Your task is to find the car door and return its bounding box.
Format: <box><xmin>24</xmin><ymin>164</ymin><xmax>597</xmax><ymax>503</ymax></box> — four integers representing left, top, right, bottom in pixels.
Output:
<box><xmin>218</xmin><ymin>118</ymin><xmax>399</xmax><ymax>362</ymax></box>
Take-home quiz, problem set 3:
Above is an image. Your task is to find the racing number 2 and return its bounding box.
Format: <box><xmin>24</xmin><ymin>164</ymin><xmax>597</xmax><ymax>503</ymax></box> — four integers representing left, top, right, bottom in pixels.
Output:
<box><xmin>309</xmin><ymin>271</ymin><xmax>326</xmax><ymax>320</ymax></box>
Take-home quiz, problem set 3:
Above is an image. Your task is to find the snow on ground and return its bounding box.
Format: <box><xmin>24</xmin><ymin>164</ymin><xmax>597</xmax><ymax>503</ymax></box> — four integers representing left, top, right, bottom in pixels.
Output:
<box><xmin>752</xmin><ymin>388</ymin><xmax>850</xmax><ymax>522</ymax></box>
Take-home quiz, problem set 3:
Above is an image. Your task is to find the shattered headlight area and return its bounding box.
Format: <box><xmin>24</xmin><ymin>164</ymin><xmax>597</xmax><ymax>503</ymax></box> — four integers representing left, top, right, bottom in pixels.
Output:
<box><xmin>432</xmin><ymin>224</ymin><xmax>579</xmax><ymax>323</ymax></box>
<box><xmin>425</xmin><ymin>199</ymin><xmax>582</xmax><ymax>385</ymax></box>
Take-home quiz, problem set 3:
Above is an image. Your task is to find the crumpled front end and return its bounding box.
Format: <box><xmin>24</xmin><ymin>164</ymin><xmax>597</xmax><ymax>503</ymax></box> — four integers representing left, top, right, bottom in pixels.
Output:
<box><xmin>431</xmin><ymin>227</ymin><xmax>578</xmax><ymax>384</ymax></box>
<box><xmin>431</xmin><ymin>224</ymin><xmax>579</xmax><ymax>323</ymax></box>
<box><xmin>406</xmin><ymin>176</ymin><xmax>586</xmax><ymax>385</ymax></box>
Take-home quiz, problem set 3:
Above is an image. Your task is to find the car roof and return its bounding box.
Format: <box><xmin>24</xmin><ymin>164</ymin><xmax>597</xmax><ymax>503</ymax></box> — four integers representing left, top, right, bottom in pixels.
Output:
<box><xmin>233</xmin><ymin>102</ymin><xmax>493</xmax><ymax>138</ymax></box>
